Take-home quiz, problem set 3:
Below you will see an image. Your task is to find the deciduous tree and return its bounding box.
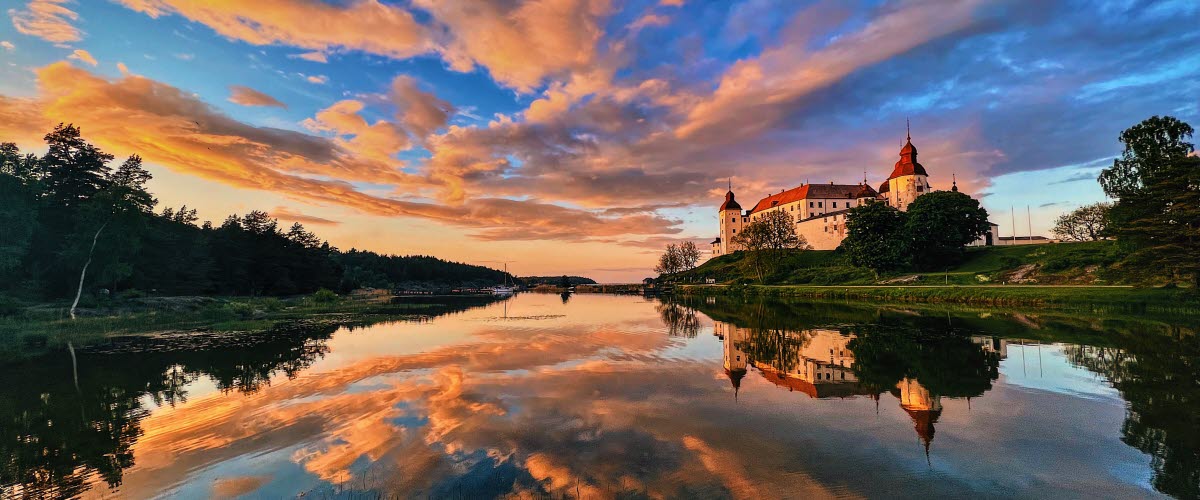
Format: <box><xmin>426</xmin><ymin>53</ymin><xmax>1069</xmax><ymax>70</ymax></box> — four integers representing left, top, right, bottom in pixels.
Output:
<box><xmin>733</xmin><ymin>210</ymin><xmax>807</xmax><ymax>282</ymax></box>
<box><xmin>905</xmin><ymin>191</ymin><xmax>990</xmax><ymax>271</ymax></box>
<box><xmin>1051</xmin><ymin>203</ymin><xmax>1111</xmax><ymax>241</ymax></box>
<box><xmin>1100</xmin><ymin>116</ymin><xmax>1200</xmax><ymax>286</ymax></box>
<box><xmin>841</xmin><ymin>201</ymin><xmax>909</xmax><ymax>278</ymax></box>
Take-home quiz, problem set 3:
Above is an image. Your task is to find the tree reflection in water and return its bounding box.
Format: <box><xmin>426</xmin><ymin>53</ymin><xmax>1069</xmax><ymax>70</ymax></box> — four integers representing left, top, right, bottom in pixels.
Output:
<box><xmin>684</xmin><ymin>296</ymin><xmax>1197</xmax><ymax>497</ymax></box>
<box><xmin>1064</xmin><ymin>326</ymin><xmax>1200</xmax><ymax>499</ymax></box>
<box><xmin>0</xmin><ymin>297</ymin><xmax>502</xmax><ymax>498</ymax></box>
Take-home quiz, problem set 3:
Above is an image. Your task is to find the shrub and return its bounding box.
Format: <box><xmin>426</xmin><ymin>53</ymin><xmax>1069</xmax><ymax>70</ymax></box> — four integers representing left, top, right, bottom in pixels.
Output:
<box><xmin>256</xmin><ymin>297</ymin><xmax>284</xmax><ymax>312</ymax></box>
<box><xmin>312</xmin><ymin>288</ymin><xmax>339</xmax><ymax>304</ymax></box>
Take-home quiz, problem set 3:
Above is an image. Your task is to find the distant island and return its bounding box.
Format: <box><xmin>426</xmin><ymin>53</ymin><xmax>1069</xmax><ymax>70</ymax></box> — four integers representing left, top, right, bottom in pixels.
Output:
<box><xmin>520</xmin><ymin>276</ymin><xmax>598</xmax><ymax>287</ymax></box>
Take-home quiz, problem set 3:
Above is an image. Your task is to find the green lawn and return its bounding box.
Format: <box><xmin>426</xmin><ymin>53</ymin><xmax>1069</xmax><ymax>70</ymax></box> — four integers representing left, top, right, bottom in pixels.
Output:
<box><xmin>678</xmin><ymin>240</ymin><xmax>1137</xmax><ymax>286</ymax></box>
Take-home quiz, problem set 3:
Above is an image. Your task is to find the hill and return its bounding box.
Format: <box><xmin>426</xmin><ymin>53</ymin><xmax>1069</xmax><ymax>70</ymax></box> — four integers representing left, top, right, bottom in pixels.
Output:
<box><xmin>676</xmin><ymin>241</ymin><xmax>1149</xmax><ymax>286</ymax></box>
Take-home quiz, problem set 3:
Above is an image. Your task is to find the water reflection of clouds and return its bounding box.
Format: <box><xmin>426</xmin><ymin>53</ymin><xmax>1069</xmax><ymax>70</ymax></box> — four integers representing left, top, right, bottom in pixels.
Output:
<box><xmin>76</xmin><ymin>295</ymin><xmax>1171</xmax><ymax>498</ymax></box>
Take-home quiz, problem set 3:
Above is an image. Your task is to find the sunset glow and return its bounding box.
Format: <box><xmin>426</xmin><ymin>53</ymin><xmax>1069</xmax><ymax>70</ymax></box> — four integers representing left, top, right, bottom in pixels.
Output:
<box><xmin>2</xmin><ymin>0</ymin><xmax>1197</xmax><ymax>281</ymax></box>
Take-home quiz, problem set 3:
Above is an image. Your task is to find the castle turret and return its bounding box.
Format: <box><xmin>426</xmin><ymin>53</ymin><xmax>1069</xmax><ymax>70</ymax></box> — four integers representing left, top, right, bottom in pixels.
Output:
<box><xmin>717</xmin><ymin>187</ymin><xmax>745</xmax><ymax>255</ymax></box>
<box><xmin>881</xmin><ymin>126</ymin><xmax>930</xmax><ymax>211</ymax></box>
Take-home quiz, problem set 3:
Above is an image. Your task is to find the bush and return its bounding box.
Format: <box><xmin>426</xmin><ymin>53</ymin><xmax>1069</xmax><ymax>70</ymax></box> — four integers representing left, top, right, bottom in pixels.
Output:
<box><xmin>256</xmin><ymin>297</ymin><xmax>284</xmax><ymax>312</ymax></box>
<box><xmin>311</xmin><ymin>288</ymin><xmax>339</xmax><ymax>304</ymax></box>
<box><xmin>225</xmin><ymin>301</ymin><xmax>258</xmax><ymax>319</ymax></box>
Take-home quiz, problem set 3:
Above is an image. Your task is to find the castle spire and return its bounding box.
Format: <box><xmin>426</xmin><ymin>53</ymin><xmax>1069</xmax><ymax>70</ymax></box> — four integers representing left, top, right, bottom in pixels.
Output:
<box><xmin>952</xmin><ymin>173</ymin><xmax>958</xmax><ymax>192</ymax></box>
<box><xmin>906</xmin><ymin>117</ymin><xmax>911</xmax><ymax>142</ymax></box>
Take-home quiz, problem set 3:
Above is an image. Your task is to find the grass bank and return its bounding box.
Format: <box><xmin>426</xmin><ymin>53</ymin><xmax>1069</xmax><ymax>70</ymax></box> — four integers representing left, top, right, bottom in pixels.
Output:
<box><xmin>677</xmin><ymin>241</ymin><xmax>1148</xmax><ymax>286</ymax></box>
<box><xmin>678</xmin><ymin>283</ymin><xmax>1199</xmax><ymax>315</ymax></box>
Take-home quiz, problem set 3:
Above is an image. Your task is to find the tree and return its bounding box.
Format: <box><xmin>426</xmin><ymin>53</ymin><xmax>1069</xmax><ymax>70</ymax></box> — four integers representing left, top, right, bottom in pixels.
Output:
<box><xmin>678</xmin><ymin>241</ymin><xmax>700</xmax><ymax>272</ymax></box>
<box><xmin>841</xmin><ymin>201</ymin><xmax>910</xmax><ymax>278</ymax></box>
<box><xmin>1051</xmin><ymin>203</ymin><xmax>1111</xmax><ymax>241</ymax></box>
<box><xmin>1108</xmin><ymin>156</ymin><xmax>1200</xmax><ymax>286</ymax></box>
<box><xmin>69</xmin><ymin>155</ymin><xmax>157</xmax><ymax>318</ymax></box>
<box><xmin>733</xmin><ymin>210</ymin><xmax>807</xmax><ymax>282</ymax></box>
<box><xmin>1100</xmin><ymin>116</ymin><xmax>1200</xmax><ymax>286</ymax></box>
<box><xmin>655</xmin><ymin>244</ymin><xmax>682</xmax><ymax>277</ymax></box>
<box><xmin>904</xmin><ymin>191</ymin><xmax>990</xmax><ymax>271</ymax></box>
<box><xmin>1099</xmin><ymin>116</ymin><xmax>1194</xmax><ymax>199</ymax></box>
<box><xmin>40</xmin><ymin>124</ymin><xmax>113</xmax><ymax>208</ymax></box>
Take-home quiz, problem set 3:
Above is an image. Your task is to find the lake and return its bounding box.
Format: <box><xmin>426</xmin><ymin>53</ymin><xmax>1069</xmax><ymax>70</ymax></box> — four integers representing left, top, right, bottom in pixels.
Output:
<box><xmin>1</xmin><ymin>293</ymin><xmax>1196</xmax><ymax>499</ymax></box>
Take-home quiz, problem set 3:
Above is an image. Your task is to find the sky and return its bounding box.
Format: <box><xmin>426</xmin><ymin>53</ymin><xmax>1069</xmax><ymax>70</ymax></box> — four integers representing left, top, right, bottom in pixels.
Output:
<box><xmin>0</xmin><ymin>0</ymin><xmax>1197</xmax><ymax>282</ymax></box>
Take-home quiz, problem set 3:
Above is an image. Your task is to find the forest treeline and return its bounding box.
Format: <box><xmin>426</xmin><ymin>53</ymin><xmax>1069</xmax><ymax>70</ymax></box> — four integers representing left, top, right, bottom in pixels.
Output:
<box><xmin>0</xmin><ymin>125</ymin><xmax>513</xmax><ymax>302</ymax></box>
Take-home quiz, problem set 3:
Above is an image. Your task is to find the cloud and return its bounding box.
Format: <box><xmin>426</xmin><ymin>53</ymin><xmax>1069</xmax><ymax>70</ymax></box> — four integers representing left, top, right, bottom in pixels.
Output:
<box><xmin>172</xmin><ymin>52</ymin><xmax>193</xmax><ymax>60</ymax></box>
<box><xmin>67</xmin><ymin>48</ymin><xmax>97</xmax><ymax>66</ymax></box>
<box><xmin>8</xmin><ymin>0</ymin><xmax>82</xmax><ymax>44</ymax></box>
<box><xmin>113</xmin><ymin>0</ymin><xmax>433</xmax><ymax>60</ymax></box>
<box><xmin>0</xmin><ymin>63</ymin><xmax>679</xmax><ymax>242</ymax></box>
<box><xmin>1</xmin><ymin>41</ymin><xmax>14</xmax><ymax>51</ymax></box>
<box><xmin>228</xmin><ymin>85</ymin><xmax>287</xmax><ymax>108</ymax></box>
<box><xmin>675</xmin><ymin>1</ymin><xmax>988</xmax><ymax>141</ymax></box>
<box><xmin>291</xmin><ymin>50</ymin><xmax>328</xmax><ymax>63</ymax></box>
<box><xmin>268</xmin><ymin>206</ymin><xmax>340</xmax><ymax>226</ymax></box>
<box><xmin>660</xmin><ymin>0</ymin><xmax>685</xmax><ymax>5</ymax></box>
<box><xmin>630</xmin><ymin>13</ymin><xmax>671</xmax><ymax>31</ymax></box>
<box><xmin>411</xmin><ymin>0</ymin><xmax>615</xmax><ymax>93</ymax></box>
<box><xmin>302</xmin><ymin>99</ymin><xmax>411</xmax><ymax>163</ymax></box>
<box><xmin>1049</xmin><ymin>171</ymin><xmax>1101</xmax><ymax>185</ymax></box>
<box><xmin>305</xmin><ymin>74</ymin><xmax>328</xmax><ymax>85</ymax></box>
<box><xmin>389</xmin><ymin>75</ymin><xmax>454</xmax><ymax>140</ymax></box>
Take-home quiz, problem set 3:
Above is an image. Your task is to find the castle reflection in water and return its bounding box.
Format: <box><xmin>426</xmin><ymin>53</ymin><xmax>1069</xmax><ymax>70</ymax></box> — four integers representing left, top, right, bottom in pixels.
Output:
<box><xmin>715</xmin><ymin>321</ymin><xmax>1007</xmax><ymax>452</ymax></box>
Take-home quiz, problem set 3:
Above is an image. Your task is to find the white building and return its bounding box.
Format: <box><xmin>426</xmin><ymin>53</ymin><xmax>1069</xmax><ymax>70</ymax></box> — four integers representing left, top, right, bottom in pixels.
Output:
<box><xmin>713</xmin><ymin>133</ymin><xmax>1000</xmax><ymax>254</ymax></box>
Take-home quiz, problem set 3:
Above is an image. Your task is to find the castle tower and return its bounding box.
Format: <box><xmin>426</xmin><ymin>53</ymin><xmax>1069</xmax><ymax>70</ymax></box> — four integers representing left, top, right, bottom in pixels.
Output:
<box><xmin>881</xmin><ymin>126</ymin><xmax>930</xmax><ymax>211</ymax></box>
<box><xmin>717</xmin><ymin>187</ymin><xmax>744</xmax><ymax>255</ymax></box>
<box><xmin>896</xmin><ymin>377</ymin><xmax>943</xmax><ymax>456</ymax></box>
<box><xmin>721</xmin><ymin>322</ymin><xmax>749</xmax><ymax>399</ymax></box>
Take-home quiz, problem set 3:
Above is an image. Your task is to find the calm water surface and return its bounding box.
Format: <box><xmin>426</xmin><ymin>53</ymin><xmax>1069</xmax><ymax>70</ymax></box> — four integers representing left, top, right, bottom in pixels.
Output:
<box><xmin>2</xmin><ymin>294</ymin><xmax>1197</xmax><ymax>499</ymax></box>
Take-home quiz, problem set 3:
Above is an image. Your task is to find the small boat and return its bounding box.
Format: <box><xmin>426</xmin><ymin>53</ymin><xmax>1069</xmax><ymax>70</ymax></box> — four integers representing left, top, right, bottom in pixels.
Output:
<box><xmin>491</xmin><ymin>263</ymin><xmax>517</xmax><ymax>296</ymax></box>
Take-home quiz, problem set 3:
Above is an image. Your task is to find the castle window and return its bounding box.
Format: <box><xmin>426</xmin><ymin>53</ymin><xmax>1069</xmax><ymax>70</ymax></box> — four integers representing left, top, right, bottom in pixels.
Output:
<box><xmin>731</xmin><ymin>217</ymin><xmax>735</xmax><ymax>222</ymax></box>
<box><xmin>818</xmin><ymin>202</ymin><xmax>823</xmax><ymax>208</ymax></box>
<box><xmin>809</xmin><ymin>202</ymin><xmax>813</xmax><ymax>208</ymax></box>
<box><xmin>832</xmin><ymin>202</ymin><xmax>838</xmax><ymax>208</ymax></box>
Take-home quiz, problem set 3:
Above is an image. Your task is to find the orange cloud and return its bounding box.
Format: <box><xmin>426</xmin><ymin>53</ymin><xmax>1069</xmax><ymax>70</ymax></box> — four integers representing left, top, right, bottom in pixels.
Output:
<box><xmin>113</xmin><ymin>0</ymin><xmax>433</xmax><ymax>59</ymax></box>
<box><xmin>412</xmin><ymin>0</ymin><xmax>614</xmax><ymax>92</ymax></box>
<box><xmin>268</xmin><ymin>206</ymin><xmax>340</xmax><ymax>226</ymax></box>
<box><xmin>228</xmin><ymin>85</ymin><xmax>287</xmax><ymax>108</ymax></box>
<box><xmin>389</xmin><ymin>75</ymin><xmax>454</xmax><ymax>141</ymax></box>
<box><xmin>676</xmin><ymin>0</ymin><xmax>986</xmax><ymax>141</ymax></box>
<box><xmin>0</xmin><ymin>63</ymin><xmax>680</xmax><ymax>242</ymax></box>
<box><xmin>66</xmin><ymin>48</ymin><xmax>96</xmax><ymax>66</ymax></box>
<box><xmin>8</xmin><ymin>0</ymin><xmax>82</xmax><ymax>44</ymax></box>
<box><xmin>630</xmin><ymin>13</ymin><xmax>671</xmax><ymax>31</ymax></box>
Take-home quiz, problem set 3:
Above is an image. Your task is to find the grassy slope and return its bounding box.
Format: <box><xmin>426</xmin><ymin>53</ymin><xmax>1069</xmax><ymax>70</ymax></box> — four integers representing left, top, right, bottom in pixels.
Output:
<box><xmin>680</xmin><ymin>241</ymin><xmax>1134</xmax><ymax>286</ymax></box>
<box><xmin>674</xmin><ymin>241</ymin><xmax>1197</xmax><ymax>310</ymax></box>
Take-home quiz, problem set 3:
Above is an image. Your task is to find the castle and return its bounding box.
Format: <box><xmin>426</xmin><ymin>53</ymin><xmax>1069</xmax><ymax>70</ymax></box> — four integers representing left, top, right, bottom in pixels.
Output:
<box><xmin>715</xmin><ymin>321</ymin><xmax>1009</xmax><ymax>454</ymax></box>
<box><xmin>712</xmin><ymin>131</ymin><xmax>998</xmax><ymax>255</ymax></box>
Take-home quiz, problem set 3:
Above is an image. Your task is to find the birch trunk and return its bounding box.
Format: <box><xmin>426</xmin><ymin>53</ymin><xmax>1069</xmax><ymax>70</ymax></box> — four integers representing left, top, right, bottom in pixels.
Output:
<box><xmin>69</xmin><ymin>222</ymin><xmax>107</xmax><ymax>320</ymax></box>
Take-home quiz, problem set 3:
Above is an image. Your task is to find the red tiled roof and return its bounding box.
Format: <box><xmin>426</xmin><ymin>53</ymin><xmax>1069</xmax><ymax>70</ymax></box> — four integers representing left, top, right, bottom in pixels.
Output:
<box><xmin>719</xmin><ymin>190</ymin><xmax>742</xmax><ymax>211</ymax></box>
<box><xmin>748</xmin><ymin>183</ymin><xmax>872</xmax><ymax>214</ymax></box>
<box><xmin>887</xmin><ymin>139</ymin><xmax>928</xmax><ymax>180</ymax></box>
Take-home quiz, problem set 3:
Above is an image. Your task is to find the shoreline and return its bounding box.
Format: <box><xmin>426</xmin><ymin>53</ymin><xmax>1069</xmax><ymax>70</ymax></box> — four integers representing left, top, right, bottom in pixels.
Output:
<box><xmin>677</xmin><ymin>284</ymin><xmax>1199</xmax><ymax>315</ymax></box>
